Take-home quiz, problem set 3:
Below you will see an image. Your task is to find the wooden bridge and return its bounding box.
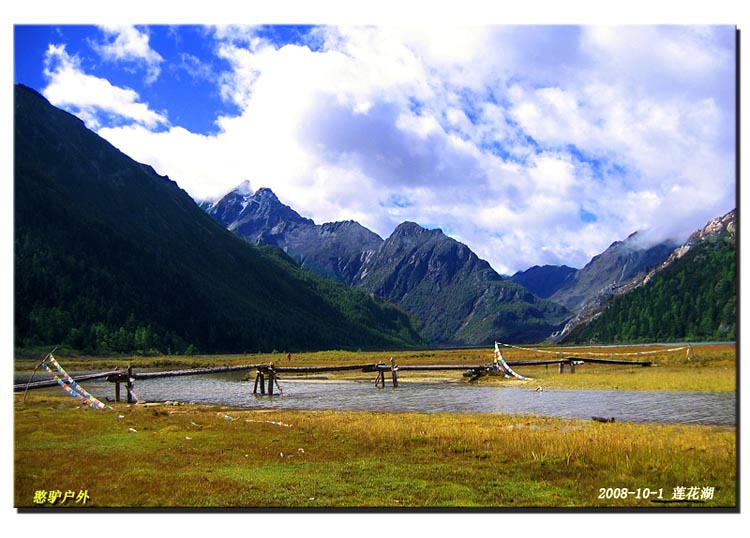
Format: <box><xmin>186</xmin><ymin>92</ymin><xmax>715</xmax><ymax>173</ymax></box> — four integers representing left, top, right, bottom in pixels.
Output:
<box><xmin>15</xmin><ymin>355</ymin><xmax>652</xmax><ymax>403</ymax></box>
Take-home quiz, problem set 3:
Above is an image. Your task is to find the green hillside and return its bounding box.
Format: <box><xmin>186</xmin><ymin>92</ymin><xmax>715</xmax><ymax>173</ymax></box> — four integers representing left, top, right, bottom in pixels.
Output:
<box><xmin>14</xmin><ymin>84</ymin><xmax>423</xmax><ymax>354</ymax></box>
<box><xmin>572</xmin><ymin>233</ymin><xmax>736</xmax><ymax>343</ymax></box>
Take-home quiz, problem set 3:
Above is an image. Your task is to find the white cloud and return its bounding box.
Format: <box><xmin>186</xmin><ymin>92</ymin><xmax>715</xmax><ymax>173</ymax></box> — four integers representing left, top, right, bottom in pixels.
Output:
<box><xmin>92</xmin><ymin>25</ymin><xmax>164</xmax><ymax>84</ymax></box>
<box><xmin>528</xmin><ymin>153</ymin><xmax>577</xmax><ymax>195</ymax></box>
<box><xmin>581</xmin><ymin>26</ymin><xmax>733</xmax><ymax>91</ymax></box>
<box><xmin>42</xmin><ymin>44</ymin><xmax>168</xmax><ymax>130</ymax></box>
<box><xmin>97</xmin><ymin>124</ymin><xmax>223</xmax><ymax>195</ymax></box>
<box><xmin>177</xmin><ymin>53</ymin><xmax>214</xmax><ymax>82</ymax></box>
<box><xmin>55</xmin><ymin>25</ymin><xmax>734</xmax><ymax>274</ymax></box>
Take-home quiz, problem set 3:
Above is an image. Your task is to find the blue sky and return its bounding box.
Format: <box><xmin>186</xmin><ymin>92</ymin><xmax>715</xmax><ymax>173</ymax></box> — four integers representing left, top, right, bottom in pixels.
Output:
<box><xmin>12</xmin><ymin>21</ymin><xmax>737</xmax><ymax>274</ymax></box>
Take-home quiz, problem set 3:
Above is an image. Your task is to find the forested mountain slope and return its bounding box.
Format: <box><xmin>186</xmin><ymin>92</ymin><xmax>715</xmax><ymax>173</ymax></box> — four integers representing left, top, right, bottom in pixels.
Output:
<box><xmin>570</xmin><ymin>211</ymin><xmax>736</xmax><ymax>343</ymax></box>
<box><xmin>14</xmin><ymin>84</ymin><xmax>423</xmax><ymax>354</ymax></box>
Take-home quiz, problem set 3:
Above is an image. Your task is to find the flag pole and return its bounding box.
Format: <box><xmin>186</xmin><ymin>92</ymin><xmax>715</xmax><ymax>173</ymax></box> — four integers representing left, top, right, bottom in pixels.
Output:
<box><xmin>22</xmin><ymin>346</ymin><xmax>57</xmax><ymax>403</ymax></box>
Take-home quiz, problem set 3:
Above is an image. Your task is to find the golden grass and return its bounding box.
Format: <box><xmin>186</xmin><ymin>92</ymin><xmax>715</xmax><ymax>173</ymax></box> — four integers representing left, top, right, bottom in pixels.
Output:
<box><xmin>15</xmin><ymin>393</ymin><xmax>736</xmax><ymax>509</ymax></box>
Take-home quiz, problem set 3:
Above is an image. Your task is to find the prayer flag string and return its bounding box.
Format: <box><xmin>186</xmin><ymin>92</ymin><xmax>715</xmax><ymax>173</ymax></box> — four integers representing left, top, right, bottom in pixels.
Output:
<box><xmin>496</xmin><ymin>341</ymin><xmax>689</xmax><ymax>357</ymax></box>
<box><xmin>41</xmin><ymin>355</ymin><xmax>111</xmax><ymax>410</ymax></box>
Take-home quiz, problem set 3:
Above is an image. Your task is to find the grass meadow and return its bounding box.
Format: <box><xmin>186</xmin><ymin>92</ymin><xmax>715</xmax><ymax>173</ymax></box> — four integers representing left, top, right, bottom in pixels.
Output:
<box><xmin>14</xmin><ymin>343</ymin><xmax>737</xmax><ymax>509</ymax></box>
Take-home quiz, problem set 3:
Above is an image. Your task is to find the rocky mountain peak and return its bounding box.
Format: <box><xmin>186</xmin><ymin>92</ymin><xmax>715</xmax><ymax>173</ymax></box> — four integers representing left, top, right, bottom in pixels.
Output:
<box><xmin>253</xmin><ymin>187</ymin><xmax>280</xmax><ymax>203</ymax></box>
<box><xmin>392</xmin><ymin>221</ymin><xmax>443</xmax><ymax>240</ymax></box>
<box><xmin>686</xmin><ymin>209</ymin><xmax>736</xmax><ymax>246</ymax></box>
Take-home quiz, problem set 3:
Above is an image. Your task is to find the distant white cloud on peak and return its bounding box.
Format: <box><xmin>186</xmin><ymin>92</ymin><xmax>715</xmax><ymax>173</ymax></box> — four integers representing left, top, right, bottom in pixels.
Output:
<box><xmin>42</xmin><ymin>44</ymin><xmax>168</xmax><ymax>130</ymax></box>
<box><xmin>92</xmin><ymin>25</ymin><xmax>164</xmax><ymax>84</ymax></box>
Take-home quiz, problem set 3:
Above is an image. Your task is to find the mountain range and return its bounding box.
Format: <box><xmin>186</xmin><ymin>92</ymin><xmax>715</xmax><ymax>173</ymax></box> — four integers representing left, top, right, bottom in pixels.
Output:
<box><xmin>204</xmin><ymin>182</ymin><xmax>736</xmax><ymax>346</ymax></box>
<box><xmin>14</xmin><ymin>84</ymin><xmax>423</xmax><ymax>354</ymax></box>
<box><xmin>203</xmin><ymin>188</ymin><xmax>571</xmax><ymax>344</ymax></box>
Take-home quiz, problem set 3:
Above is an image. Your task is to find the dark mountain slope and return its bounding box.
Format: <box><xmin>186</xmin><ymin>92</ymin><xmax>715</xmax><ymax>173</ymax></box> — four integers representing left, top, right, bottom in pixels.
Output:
<box><xmin>510</xmin><ymin>265</ymin><xmax>577</xmax><ymax>299</ymax></box>
<box><xmin>14</xmin><ymin>84</ymin><xmax>423</xmax><ymax>354</ymax></box>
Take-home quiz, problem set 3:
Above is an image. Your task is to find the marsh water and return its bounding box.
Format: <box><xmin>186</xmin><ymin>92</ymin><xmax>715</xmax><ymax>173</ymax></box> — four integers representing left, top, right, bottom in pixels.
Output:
<box><xmin>20</xmin><ymin>370</ymin><xmax>735</xmax><ymax>425</ymax></box>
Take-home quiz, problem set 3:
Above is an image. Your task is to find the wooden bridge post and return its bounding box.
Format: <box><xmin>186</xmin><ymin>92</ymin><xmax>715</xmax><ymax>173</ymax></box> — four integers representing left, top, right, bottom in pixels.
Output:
<box><xmin>374</xmin><ymin>363</ymin><xmax>386</xmax><ymax>388</ymax></box>
<box><xmin>268</xmin><ymin>365</ymin><xmax>275</xmax><ymax>396</ymax></box>
<box><xmin>558</xmin><ymin>362</ymin><xmax>564</xmax><ymax>374</ymax></box>
<box><xmin>390</xmin><ymin>357</ymin><xmax>398</xmax><ymax>388</ymax></box>
<box><xmin>569</xmin><ymin>360</ymin><xmax>576</xmax><ymax>374</ymax></box>
<box><xmin>253</xmin><ymin>371</ymin><xmax>260</xmax><ymax>394</ymax></box>
<box><xmin>115</xmin><ymin>381</ymin><xmax>121</xmax><ymax>402</ymax></box>
<box><xmin>258</xmin><ymin>370</ymin><xmax>266</xmax><ymax>395</ymax></box>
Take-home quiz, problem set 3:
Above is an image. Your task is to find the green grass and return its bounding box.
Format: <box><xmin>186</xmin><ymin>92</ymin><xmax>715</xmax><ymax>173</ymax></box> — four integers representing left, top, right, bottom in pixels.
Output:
<box><xmin>15</xmin><ymin>394</ymin><xmax>736</xmax><ymax>509</ymax></box>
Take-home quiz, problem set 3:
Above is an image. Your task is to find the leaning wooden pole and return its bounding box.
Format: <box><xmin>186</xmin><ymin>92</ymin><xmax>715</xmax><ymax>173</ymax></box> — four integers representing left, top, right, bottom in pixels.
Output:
<box><xmin>273</xmin><ymin>374</ymin><xmax>283</xmax><ymax>395</ymax></box>
<box><xmin>22</xmin><ymin>351</ymin><xmax>49</xmax><ymax>402</ymax></box>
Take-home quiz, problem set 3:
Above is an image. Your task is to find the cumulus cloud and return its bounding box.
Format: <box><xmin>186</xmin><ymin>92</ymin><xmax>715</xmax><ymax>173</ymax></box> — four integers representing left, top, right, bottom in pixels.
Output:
<box><xmin>42</xmin><ymin>44</ymin><xmax>168</xmax><ymax>130</ymax></box>
<box><xmin>46</xmin><ymin>25</ymin><xmax>735</xmax><ymax>274</ymax></box>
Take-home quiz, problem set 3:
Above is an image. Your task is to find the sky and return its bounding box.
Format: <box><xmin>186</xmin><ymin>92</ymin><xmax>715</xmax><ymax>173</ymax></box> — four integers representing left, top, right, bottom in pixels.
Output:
<box><xmin>11</xmin><ymin>21</ymin><xmax>738</xmax><ymax>275</ymax></box>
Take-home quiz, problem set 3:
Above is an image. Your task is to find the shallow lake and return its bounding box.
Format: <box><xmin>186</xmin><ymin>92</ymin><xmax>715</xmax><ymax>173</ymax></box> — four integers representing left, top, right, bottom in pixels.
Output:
<box><xmin>21</xmin><ymin>370</ymin><xmax>735</xmax><ymax>426</ymax></box>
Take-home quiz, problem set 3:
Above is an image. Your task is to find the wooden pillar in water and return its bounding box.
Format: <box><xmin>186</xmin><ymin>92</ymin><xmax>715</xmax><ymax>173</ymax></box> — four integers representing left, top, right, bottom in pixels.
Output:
<box><xmin>259</xmin><ymin>371</ymin><xmax>266</xmax><ymax>395</ymax></box>
<box><xmin>390</xmin><ymin>357</ymin><xmax>398</xmax><ymax>388</ymax></box>
<box><xmin>253</xmin><ymin>371</ymin><xmax>260</xmax><ymax>394</ymax></box>
<box><xmin>558</xmin><ymin>361</ymin><xmax>564</xmax><ymax>374</ymax></box>
<box><xmin>570</xmin><ymin>360</ymin><xmax>576</xmax><ymax>374</ymax></box>
<box><xmin>115</xmin><ymin>381</ymin><xmax>121</xmax><ymax>402</ymax></box>
<box><xmin>268</xmin><ymin>368</ymin><xmax>275</xmax><ymax>396</ymax></box>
